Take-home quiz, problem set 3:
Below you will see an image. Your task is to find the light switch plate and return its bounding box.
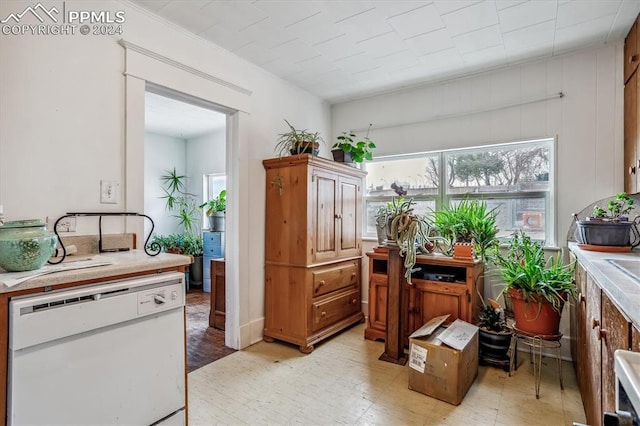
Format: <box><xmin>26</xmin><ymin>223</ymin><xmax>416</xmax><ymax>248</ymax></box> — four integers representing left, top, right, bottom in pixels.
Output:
<box><xmin>100</xmin><ymin>180</ymin><xmax>118</xmax><ymax>204</ymax></box>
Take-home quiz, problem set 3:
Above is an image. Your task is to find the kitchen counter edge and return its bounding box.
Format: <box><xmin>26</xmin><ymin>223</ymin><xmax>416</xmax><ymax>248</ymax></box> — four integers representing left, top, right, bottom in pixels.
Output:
<box><xmin>0</xmin><ymin>251</ymin><xmax>192</xmax><ymax>294</ymax></box>
<box><xmin>569</xmin><ymin>242</ymin><xmax>640</xmax><ymax>329</ymax></box>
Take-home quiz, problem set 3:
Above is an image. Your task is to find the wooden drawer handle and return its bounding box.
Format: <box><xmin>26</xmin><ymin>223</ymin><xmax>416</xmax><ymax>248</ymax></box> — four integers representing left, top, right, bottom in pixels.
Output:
<box><xmin>630</xmin><ymin>166</ymin><xmax>636</xmax><ymax>175</ymax></box>
<box><xmin>351</xmin><ymin>272</ymin><xmax>357</xmax><ymax>280</ymax></box>
<box><xmin>630</xmin><ymin>54</ymin><xmax>639</xmax><ymax>64</ymax></box>
<box><xmin>591</xmin><ymin>318</ymin><xmax>600</xmax><ymax>329</ymax></box>
<box><xmin>598</xmin><ymin>328</ymin><xmax>607</xmax><ymax>341</ymax></box>
<box><xmin>319</xmin><ymin>280</ymin><xmax>325</xmax><ymax>287</ymax></box>
<box><xmin>351</xmin><ymin>298</ymin><xmax>357</xmax><ymax>304</ymax></box>
<box><xmin>321</xmin><ymin>311</ymin><xmax>327</xmax><ymax>318</ymax></box>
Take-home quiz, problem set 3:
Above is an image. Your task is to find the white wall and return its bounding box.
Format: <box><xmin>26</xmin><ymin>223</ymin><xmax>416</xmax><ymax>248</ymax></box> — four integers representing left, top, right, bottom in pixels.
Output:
<box><xmin>335</xmin><ymin>45</ymin><xmax>623</xmax><ymax>359</ymax></box>
<box><xmin>186</xmin><ymin>128</ymin><xmax>226</xmax><ymax>209</ymax></box>
<box><xmin>144</xmin><ymin>132</ymin><xmax>186</xmax><ymax>236</ymax></box>
<box><xmin>0</xmin><ymin>0</ymin><xmax>329</xmax><ymax>349</ymax></box>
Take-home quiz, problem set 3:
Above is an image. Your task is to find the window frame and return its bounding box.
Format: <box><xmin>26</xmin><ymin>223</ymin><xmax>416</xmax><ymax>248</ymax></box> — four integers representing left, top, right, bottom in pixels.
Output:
<box><xmin>362</xmin><ymin>137</ymin><xmax>557</xmax><ymax>246</ymax></box>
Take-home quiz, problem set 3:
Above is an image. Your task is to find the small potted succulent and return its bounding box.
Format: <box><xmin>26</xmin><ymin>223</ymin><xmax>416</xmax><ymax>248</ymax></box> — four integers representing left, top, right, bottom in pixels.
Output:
<box><xmin>574</xmin><ymin>192</ymin><xmax>639</xmax><ymax>247</ymax></box>
<box><xmin>477</xmin><ymin>297</ymin><xmax>512</xmax><ymax>370</ymax></box>
<box><xmin>332</xmin><ymin>124</ymin><xmax>376</xmax><ymax>164</ymax></box>
<box><xmin>274</xmin><ymin>119</ymin><xmax>324</xmax><ymax>157</ymax></box>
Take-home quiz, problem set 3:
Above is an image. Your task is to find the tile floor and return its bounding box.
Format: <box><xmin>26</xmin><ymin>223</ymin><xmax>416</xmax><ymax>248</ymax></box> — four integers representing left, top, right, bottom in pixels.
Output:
<box><xmin>188</xmin><ymin>324</ymin><xmax>586</xmax><ymax>425</ymax></box>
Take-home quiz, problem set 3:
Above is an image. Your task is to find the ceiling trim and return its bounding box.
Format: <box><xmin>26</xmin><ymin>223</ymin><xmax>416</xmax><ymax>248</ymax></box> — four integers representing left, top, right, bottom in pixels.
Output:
<box><xmin>118</xmin><ymin>39</ymin><xmax>253</xmax><ymax>97</ymax></box>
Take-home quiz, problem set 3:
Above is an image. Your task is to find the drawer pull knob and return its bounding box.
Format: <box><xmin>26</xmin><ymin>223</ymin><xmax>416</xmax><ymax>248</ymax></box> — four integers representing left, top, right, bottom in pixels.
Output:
<box><xmin>351</xmin><ymin>298</ymin><xmax>357</xmax><ymax>304</ymax></box>
<box><xmin>598</xmin><ymin>328</ymin><xmax>608</xmax><ymax>341</ymax></box>
<box><xmin>630</xmin><ymin>54</ymin><xmax>639</xmax><ymax>64</ymax></box>
<box><xmin>321</xmin><ymin>311</ymin><xmax>327</xmax><ymax>318</ymax></box>
<box><xmin>630</xmin><ymin>166</ymin><xmax>636</xmax><ymax>175</ymax></box>
<box><xmin>351</xmin><ymin>272</ymin><xmax>356</xmax><ymax>280</ymax></box>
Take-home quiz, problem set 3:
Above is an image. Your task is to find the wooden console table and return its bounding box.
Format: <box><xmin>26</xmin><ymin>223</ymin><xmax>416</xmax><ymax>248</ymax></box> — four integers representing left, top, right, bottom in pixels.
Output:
<box><xmin>209</xmin><ymin>259</ymin><xmax>226</xmax><ymax>330</ymax></box>
<box><xmin>365</xmin><ymin>247</ymin><xmax>484</xmax><ymax>344</ymax></box>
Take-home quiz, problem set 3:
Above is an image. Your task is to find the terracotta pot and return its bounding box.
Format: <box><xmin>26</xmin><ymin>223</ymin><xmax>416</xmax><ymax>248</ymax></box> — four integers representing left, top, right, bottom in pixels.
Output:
<box><xmin>508</xmin><ymin>287</ymin><xmax>563</xmax><ymax>336</ymax></box>
<box><xmin>453</xmin><ymin>242</ymin><xmax>475</xmax><ymax>260</ymax></box>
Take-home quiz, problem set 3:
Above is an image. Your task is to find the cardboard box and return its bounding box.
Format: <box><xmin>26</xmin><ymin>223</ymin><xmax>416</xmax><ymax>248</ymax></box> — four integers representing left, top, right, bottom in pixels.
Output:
<box><xmin>408</xmin><ymin>315</ymin><xmax>479</xmax><ymax>405</ymax></box>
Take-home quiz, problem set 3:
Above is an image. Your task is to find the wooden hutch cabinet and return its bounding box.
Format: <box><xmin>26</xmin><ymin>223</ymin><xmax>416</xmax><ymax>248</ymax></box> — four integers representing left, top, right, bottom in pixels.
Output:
<box><xmin>365</xmin><ymin>248</ymin><xmax>484</xmax><ymax>344</ymax></box>
<box><xmin>262</xmin><ymin>154</ymin><xmax>365</xmax><ymax>353</ymax></box>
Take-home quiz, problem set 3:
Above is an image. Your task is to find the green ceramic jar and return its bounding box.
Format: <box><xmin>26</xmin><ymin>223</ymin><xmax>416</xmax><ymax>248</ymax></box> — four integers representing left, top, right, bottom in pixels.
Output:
<box><xmin>0</xmin><ymin>219</ymin><xmax>57</xmax><ymax>272</ymax></box>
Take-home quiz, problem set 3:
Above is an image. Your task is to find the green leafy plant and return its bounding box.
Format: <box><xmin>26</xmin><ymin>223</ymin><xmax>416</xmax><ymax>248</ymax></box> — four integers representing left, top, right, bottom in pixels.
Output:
<box><xmin>375</xmin><ymin>197</ymin><xmax>444</xmax><ymax>283</ymax></box>
<box><xmin>490</xmin><ymin>230</ymin><xmax>576</xmax><ymax>313</ymax></box>
<box><xmin>160</xmin><ymin>167</ymin><xmax>200</xmax><ymax>236</ymax></box>
<box><xmin>148</xmin><ymin>233</ymin><xmax>203</xmax><ymax>256</ymax></box>
<box><xmin>274</xmin><ymin>119</ymin><xmax>324</xmax><ymax>157</ymax></box>
<box><xmin>199</xmin><ymin>189</ymin><xmax>227</xmax><ymax>216</ymax></box>
<box><xmin>592</xmin><ymin>192</ymin><xmax>634</xmax><ymax>220</ymax></box>
<box><xmin>332</xmin><ymin>124</ymin><xmax>376</xmax><ymax>163</ymax></box>
<box><xmin>432</xmin><ymin>198</ymin><xmax>499</xmax><ymax>258</ymax></box>
<box><xmin>478</xmin><ymin>298</ymin><xmax>508</xmax><ymax>333</ymax></box>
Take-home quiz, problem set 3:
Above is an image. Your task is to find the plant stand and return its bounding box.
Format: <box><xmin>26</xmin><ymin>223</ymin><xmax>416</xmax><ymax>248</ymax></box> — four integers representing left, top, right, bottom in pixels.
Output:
<box><xmin>509</xmin><ymin>326</ymin><xmax>564</xmax><ymax>399</ymax></box>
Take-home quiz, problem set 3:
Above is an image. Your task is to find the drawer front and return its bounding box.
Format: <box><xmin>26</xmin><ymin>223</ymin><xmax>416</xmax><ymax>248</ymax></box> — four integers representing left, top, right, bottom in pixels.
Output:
<box><xmin>204</xmin><ymin>246</ymin><xmax>224</xmax><ymax>257</ymax></box>
<box><xmin>312</xmin><ymin>261</ymin><xmax>359</xmax><ymax>297</ymax></box>
<box><xmin>203</xmin><ymin>231</ymin><xmax>224</xmax><ymax>248</ymax></box>
<box><xmin>312</xmin><ymin>289</ymin><xmax>360</xmax><ymax>332</ymax></box>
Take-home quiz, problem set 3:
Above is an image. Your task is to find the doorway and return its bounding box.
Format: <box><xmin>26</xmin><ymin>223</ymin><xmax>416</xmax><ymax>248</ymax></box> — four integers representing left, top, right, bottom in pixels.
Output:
<box><xmin>143</xmin><ymin>88</ymin><xmax>234</xmax><ymax>370</ymax></box>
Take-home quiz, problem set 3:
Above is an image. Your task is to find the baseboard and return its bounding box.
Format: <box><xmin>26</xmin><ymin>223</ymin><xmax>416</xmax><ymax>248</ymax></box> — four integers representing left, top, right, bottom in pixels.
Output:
<box><xmin>238</xmin><ymin>317</ymin><xmax>265</xmax><ymax>349</ymax></box>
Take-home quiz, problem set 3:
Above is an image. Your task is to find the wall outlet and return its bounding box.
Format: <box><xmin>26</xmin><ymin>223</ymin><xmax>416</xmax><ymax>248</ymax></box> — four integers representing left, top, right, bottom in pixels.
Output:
<box><xmin>100</xmin><ymin>180</ymin><xmax>118</xmax><ymax>204</ymax></box>
<box><xmin>47</xmin><ymin>216</ymin><xmax>76</xmax><ymax>232</ymax></box>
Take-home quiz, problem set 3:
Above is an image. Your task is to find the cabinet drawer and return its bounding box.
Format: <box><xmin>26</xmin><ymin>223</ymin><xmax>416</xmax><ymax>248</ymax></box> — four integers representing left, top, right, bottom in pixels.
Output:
<box><xmin>311</xmin><ymin>261</ymin><xmax>359</xmax><ymax>297</ymax></box>
<box><xmin>204</xmin><ymin>246</ymin><xmax>224</xmax><ymax>257</ymax></box>
<box><xmin>203</xmin><ymin>231</ymin><xmax>224</xmax><ymax>248</ymax></box>
<box><xmin>312</xmin><ymin>289</ymin><xmax>360</xmax><ymax>332</ymax></box>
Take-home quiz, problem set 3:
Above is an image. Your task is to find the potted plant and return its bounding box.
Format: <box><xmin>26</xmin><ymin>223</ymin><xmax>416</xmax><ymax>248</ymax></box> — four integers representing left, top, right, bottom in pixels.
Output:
<box><xmin>477</xmin><ymin>297</ymin><xmax>512</xmax><ymax>370</ymax></box>
<box><xmin>157</xmin><ymin>167</ymin><xmax>204</xmax><ymax>285</ymax></box>
<box><xmin>432</xmin><ymin>198</ymin><xmax>499</xmax><ymax>260</ymax></box>
<box><xmin>490</xmin><ymin>230</ymin><xmax>576</xmax><ymax>336</ymax></box>
<box><xmin>160</xmin><ymin>167</ymin><xmax>200</xmax><ymax>235</ymax></box>
<box><xmin>375</xmin><ymin>197</ymin><xmax>441</xmax><ymax>283</ymax></box>
<box><xmin>574</xmin><ymin>192</ymin><xmax>640</xmax><ymax>247</ymax></box>
<box><xmin>274</xmin><ymin>119</ymin><xmax>324</xmax><ymax>157</ymax></box>
<box><xmin>200</xmin><ymin>189</ymin><xmax>226</xmax><ymax>232</ymax></box>
<box><xmin>332</xmin><ymin>124</ymin><xmax>376</xmax><ymax>164</ymax></box>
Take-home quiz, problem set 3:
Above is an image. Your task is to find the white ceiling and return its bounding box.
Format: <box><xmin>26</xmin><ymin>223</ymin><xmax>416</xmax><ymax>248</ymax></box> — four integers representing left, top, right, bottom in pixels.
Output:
<box><xmin>130</xmin><ymin>0</ymin><xmax>640</xmax><ymax>103</ymax></box>
<box><xmin>145</xmin><ymin>91</ymin><xmax>226</xmax><ymax>139</ymax></box>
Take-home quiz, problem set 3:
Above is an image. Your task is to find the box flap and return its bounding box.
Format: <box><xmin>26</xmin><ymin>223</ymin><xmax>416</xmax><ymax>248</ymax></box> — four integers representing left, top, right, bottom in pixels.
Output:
<box><xmin>438</xmin><ymin>319</ymin><xmax>479</xmax><ymax>350</ymax></box>
<box><xmin>409</xmin><ymin>314</ymin><xmax>450</xmax><ymax>338</ymax></box>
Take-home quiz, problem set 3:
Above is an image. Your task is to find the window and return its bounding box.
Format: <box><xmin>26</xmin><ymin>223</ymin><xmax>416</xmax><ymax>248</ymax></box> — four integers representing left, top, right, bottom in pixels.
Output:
<box><xmin>363</xmin><ymin>138</ymin><xmax>555</xmax><ymax>245</ymax></box>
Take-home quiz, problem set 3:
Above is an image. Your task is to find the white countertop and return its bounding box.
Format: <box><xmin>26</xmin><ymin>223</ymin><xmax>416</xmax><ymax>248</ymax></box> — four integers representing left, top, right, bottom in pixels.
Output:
<box><xmin>569</xmin><ymin>242</ymin><xmax>640</xmax><ymax>328</ymax></box>
<box><xmin>0</xmin><ymin>250</ymin><xmax>191</xmax><ymax>294</ymax></box>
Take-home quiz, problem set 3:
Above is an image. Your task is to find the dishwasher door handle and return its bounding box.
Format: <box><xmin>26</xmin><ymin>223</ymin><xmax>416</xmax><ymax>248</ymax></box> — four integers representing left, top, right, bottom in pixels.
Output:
<box><xmin>154</xmin><ymin>295</ymin><xmax>166</xmax><ymax>305</ymax></box>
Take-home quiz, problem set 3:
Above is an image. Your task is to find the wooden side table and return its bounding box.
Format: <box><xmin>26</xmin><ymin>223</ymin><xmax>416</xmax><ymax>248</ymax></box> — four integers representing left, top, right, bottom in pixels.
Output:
<box><xmin>209</xmin><ymin>258</ymin><xmax>226</xmax><ymax>330</ymax></box>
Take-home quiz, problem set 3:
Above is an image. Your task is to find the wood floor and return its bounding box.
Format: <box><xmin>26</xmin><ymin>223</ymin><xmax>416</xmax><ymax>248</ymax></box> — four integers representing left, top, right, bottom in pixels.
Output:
<box><xmin>186</xmin><ymin>290</ymin><xmax>235</xmax><ymax>373</ymax></box>
<box><xmin>188</xmin><ymin>323</ymin><xmax>586</xmax><ymax>425</ymax></box>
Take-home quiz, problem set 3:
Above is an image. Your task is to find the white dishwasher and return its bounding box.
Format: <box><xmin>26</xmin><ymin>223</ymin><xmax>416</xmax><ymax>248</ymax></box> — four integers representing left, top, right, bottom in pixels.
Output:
<box><xmin>8</xmin><ymin>271</ymin><xmax>186</xmax><ymax>426</ymax></box>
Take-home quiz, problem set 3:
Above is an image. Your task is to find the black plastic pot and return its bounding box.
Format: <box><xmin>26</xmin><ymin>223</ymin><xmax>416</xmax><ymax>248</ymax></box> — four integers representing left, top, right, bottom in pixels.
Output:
<box><xmin>479</xmin><ymin>328</ymin><xmax>512</xmax><ymax>371</ymax></box>
<box><xmin>574</xmin><ymin>219</ymin><xmax>639</xmax><ymax>247</ymax></box>
<box><xmin>189</xmin><ymin>255</ymin><xmax>203</xmax><ymax>288</ymax></box>
<box><xmin>331</xmin><ymin>148</ymin><xmax>353</xmax><ymax>163</ymax></box>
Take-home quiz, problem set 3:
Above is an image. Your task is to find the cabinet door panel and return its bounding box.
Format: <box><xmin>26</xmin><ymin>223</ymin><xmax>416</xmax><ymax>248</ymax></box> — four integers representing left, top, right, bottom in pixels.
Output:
<box><xmin>312</xmin><ymin>170</ymin><xmax>338</xmax><ymax>262</ymax></box>
<box><xmin>625</xmin><ymin>72</ymin><xmax>638</xmax><ymax>194</ymax></box>
<box><xmin>602</xmin><ymin>294</ymin><xmax>631</xmax><ymax>415</ymax></box>
<box><xmin>573</xmin><ymin>263</ymin><xmax>588</xmax><ymax>398</ymax></box>
<box><xmin>369</xmin><ymin>274</ymin><xmax>388</xmax><ymax>332</ymax></box>
<box><xmin>633</xmin><ymin>325</ymin><xmax>640</xmax><ymax>352</ymax></box>
<box><xmin>585</xmin><ymin>275</ymin><xmax>602</xmax><ymax>426</ymax></box>
<box><xmin>625</xmin><ymin>18</ymin><xmax>639</xmax><ymax>84</ymax></box>
<box><xmin>414</xmin><ymin>281</ymin><xmax>464</xmax><ymax>325</ymax></box>
<box><xmin>340</xmin><ymin>180</ymin><xmax>357</xmax><ymax>250</ymax></box>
